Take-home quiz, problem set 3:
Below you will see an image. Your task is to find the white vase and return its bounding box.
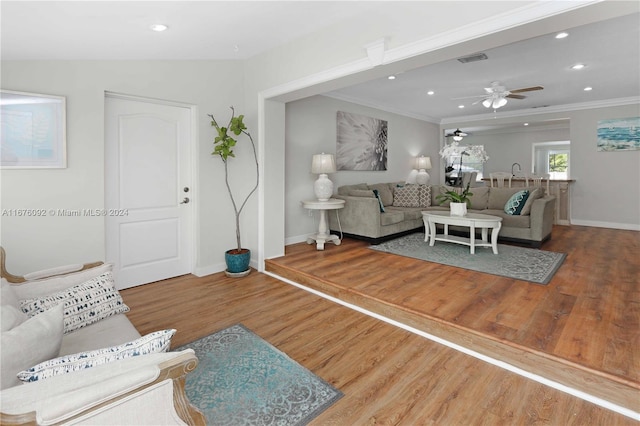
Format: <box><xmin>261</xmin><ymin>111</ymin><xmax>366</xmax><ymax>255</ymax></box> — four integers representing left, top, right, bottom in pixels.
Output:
<box><xmin>450</xmin><ymin>202</ymin><xmax>467</xmax><ymax>216</ymax></box>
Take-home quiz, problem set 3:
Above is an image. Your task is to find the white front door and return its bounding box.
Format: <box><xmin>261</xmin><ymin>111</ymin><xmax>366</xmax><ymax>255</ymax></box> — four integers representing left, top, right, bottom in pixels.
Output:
<box><xmin>104</xmin><ymin>94</ymin><xmax>193</xmax><ymax>289</ymax></box>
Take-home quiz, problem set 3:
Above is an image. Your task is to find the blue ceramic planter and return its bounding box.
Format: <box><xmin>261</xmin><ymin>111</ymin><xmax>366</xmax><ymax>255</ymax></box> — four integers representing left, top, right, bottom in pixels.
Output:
<box><xmin>225</xmin><ymin>249</ymin><xmax>251</xmax><ymax>274</ymax></box>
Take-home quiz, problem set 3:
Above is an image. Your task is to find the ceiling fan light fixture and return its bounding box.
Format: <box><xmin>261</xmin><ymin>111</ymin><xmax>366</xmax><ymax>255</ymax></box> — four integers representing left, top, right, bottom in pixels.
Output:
<box><xmin>453</xmin><ymin>135</ymin><xmax>463</xmax><ymax>141</ymax></box>
<box><xmin>482</xmin><ymin>98</ymin><xmax>492</xmax><ymax>108</ymax></box>
<box><xmin>495</xmin><ymin>97</ymin><xmax>508</xmax><ymax>108</ymax></box>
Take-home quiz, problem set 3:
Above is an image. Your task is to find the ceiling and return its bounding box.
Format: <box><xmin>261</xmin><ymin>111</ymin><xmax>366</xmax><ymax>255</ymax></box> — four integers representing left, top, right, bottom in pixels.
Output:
<box><xmin>2</xmin><ymin>2</ymin><xmax>638</xmax><ymax>126</ymax></box>
<box><xmin>327</xmin><ymin>12</ymin><xmax>640</xmax><ymax>123</ymax></box>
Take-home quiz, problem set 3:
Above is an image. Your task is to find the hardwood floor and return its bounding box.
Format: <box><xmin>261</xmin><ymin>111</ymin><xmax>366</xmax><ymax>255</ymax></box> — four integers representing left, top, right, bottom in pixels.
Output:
<box><xmin>264</xmin><ymin>225</ymin><xmax>640</xmax><ymax>416</ymax></box>
<box><xmin>120</xmin><ymin>225</ymin><xmax>638</xmax><ymax>424</ymax></box>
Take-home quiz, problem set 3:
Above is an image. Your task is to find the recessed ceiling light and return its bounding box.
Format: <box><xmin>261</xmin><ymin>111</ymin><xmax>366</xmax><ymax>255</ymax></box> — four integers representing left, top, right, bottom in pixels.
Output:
<box><xmin>555</xmin><ymin>32</ymin><xmax>569</xmax><ymax>39</ymax></box>
<box><xmin>150</xmin><ymin>24</ymin><xmax>168</xmax><ymax>32</ymax></box>
<box><xmin>387</xmin><ymin>75</ymin><xmax>396</xmax><ymax>80</ymax></box>
<box><xmin>584</xmin><ymin>86</ymin><xmax>593</xmax><ymax>91</ymax></box>
<box><xmin>571</xmin><ymin>63</ymin><xmax>586</xmax><ymax>70</ymax></box>
<box><xmin>427</xmin><ymin>90</ymin><xmax>434</xmax><ymax>95</ymax></box>
<box><xmin>458</xmin><ymin>105</ymin><xmax>465</xmax><ymax>109</ymax></box>
<box><xmin>524</xmin><ymin>123</ymin><xmax>529</xmax><ymax>126</ymax></box>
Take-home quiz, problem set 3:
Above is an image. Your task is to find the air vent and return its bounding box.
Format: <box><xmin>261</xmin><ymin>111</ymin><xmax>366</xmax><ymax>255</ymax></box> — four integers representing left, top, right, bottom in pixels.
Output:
<box><xmin>457</xmin><ymin>53</ymin><xmax>488</xmax><ymax>63</ymax></box>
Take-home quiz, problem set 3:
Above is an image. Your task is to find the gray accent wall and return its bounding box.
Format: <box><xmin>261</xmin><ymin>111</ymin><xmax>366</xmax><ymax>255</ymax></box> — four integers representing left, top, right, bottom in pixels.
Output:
<box><xmin>285</xmin><ymin>95</ymin><xmax>440</xmax><ymax>243</ymax></box>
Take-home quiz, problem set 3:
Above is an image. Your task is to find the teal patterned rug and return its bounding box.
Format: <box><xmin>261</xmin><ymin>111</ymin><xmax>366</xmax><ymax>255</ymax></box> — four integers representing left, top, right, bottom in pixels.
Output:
<box><xmin>175</xmin><ymin>324</ymin><xmax>343</xmax><ymax>425</ymax></box>
<box><xmin>370</xmin><ymin>233</ymin><xmax>566</xmax><ymax>284</ymax></box>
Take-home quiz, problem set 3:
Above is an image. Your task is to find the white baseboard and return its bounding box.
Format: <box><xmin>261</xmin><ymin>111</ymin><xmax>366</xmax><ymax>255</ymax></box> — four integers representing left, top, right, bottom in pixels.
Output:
<box><xmin>285</xmin><ymin>234</ymin><xmax>310</xmax><ymax>246</ymax></box>
<box><xmin>571</xmin><ymin>219</ymin><xmax>640</xmax><ymax>231</ymax></box>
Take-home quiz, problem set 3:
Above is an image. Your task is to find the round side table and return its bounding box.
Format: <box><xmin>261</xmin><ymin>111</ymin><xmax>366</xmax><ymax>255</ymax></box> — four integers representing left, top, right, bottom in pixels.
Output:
<box><xmin>301</xmin><ymin>198</ymin><xmax>345</xmax><ymax>250</ymax></box>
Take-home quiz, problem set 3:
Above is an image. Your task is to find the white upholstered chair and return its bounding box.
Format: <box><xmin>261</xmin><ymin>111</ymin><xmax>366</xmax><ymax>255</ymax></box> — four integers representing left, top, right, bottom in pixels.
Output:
<box><xmin>489</xmin><ymin>172</ymin><xmax>513</xmax><ymax>188</ymax></box>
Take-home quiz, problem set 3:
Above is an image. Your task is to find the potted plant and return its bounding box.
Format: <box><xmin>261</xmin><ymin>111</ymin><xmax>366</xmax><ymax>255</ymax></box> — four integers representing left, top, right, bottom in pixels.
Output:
<box><xmin>436</xmin><ymin>182</ymin><xmax>473</xmax><ymax>216</ymax></box>
<box><xmin>209</xmin><ymin>107</ymin><xmax>259</xmax><ymax>277</ymax></box>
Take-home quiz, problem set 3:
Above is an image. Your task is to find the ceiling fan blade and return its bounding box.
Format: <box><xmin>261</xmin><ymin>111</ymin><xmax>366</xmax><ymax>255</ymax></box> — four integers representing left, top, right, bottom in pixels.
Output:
<box><xmin>506</xmin><ymin>94</ymin><xmax>526</xmax><ymax>100</ymax></box>
<box><xmin>509</xmin><ymin>85</ymin><xmax>544</xmax><ymax>94</ymax></box>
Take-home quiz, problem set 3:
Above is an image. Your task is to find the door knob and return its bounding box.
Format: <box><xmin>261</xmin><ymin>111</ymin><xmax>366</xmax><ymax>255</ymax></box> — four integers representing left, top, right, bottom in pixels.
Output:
<box><xmin>180</xmin><ymin>197</ymin><xmax>190</xmax><ymax>204</ymax></box>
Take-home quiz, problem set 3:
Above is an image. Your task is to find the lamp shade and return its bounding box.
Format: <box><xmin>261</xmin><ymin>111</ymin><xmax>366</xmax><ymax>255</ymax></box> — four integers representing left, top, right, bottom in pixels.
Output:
<box><xmin>311</xmin><ymin>153</ymin><xmax>336</xmax><ymax>174</ymax></box>
<box><xmin>415</xmin><ymin>156</ymin><xmax>432</xmax><ymax>170</ymax></box>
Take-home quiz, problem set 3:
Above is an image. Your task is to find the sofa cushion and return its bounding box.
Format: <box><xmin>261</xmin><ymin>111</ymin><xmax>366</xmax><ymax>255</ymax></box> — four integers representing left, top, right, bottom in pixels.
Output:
<box><xmin>17</xmin><ymin>329</ymin><xmax>176</xmax><ymax>383</ymax></box>
<box><xmin>520</xmin><ymin>187</ymin><xmax>544</xmax><ymax>215</ymax></box>
<box><xmin>1</xmin><ymin>303</ymin><xmax>64</xmax><ymax>389</ymax></box>
<box><xmin>385</xmin><ymin>206</ymin><xmax>422</xmax><ymax>220</ymax></box>
<box><xmin>59</xmin><ymin>314</ymin><xmax>141</xmax><ymax>356</ymax></box>
<box><xmin>1</xmin><ymin>279</ymin><xmax>20</xmax><ymax>310</ymax></box>
<box><xmin>380</xmin><ymin>211</ymin><xmax>405</xmax><ymax>226</ymax></box>
<box><xmin>20</xmin><ymin>271</ymin><xmax>130</xmax><ymax>334</ymax></box>
<box><xmin>347</xmin><ymin>189</ymin><xmax>375</xmax><ymax>198</ymax></box>
<box><xmin>1</xmin><ymin>305</ymin><xmax>28</xmax><ymax>332</ymax></box>
<box><xmin>369</xmin><ymin>183</ymin><xmax>394</xmax><ymax>206</ymax></box>
<box><xmin>488</xmin><ymin>187</ymin><xmax>523</xmax><ymax>210</ymax></box>
<box><xmin>468</xmin><ymin>186</ymin><xmax>489</xmax><ymax>210</ymax></box>
<box><xmin>484</xmin><ymin>209</ymin><xmax>531</xmax><ymax>228</ymax></box>
<box><xmin>337</xmin><ymin>183</ymin><xmax>368</xmax><ymax>196</ymax></box>
<box><xmin>504</xmin><ymin>190</ymin><xmax>530</xmax><ymax>215</ymax></box>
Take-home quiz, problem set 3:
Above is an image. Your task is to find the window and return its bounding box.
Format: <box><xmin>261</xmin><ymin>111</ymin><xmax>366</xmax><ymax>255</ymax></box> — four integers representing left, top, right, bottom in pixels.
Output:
<box><xmin>443</xmin><ymin>144</ymin><xmax>487</xmax><ymax>181</ymax></box>
<box><xmin>533</xmin><ymin>141</ymin><xmax>570</xmax><ymax>179</ymax></box>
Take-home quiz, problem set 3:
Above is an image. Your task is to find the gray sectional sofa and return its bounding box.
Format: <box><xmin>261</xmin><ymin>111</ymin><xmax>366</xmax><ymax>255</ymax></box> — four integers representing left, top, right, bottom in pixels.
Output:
<box><xmin>328</xmin><ymin>182</ymin><xmax>556</xmax><ymax>247</ymax></box>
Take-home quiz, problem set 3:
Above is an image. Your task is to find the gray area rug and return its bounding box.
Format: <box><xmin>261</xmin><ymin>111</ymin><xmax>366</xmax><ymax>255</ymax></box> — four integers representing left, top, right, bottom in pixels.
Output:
<box><xmin>175</xmin><ymin>324</ymin><xmax>343</xmax><ymax>425</ymax></box>
<box><xmin>370</xmin><ymin>233</ymin><xmax>566</xmax><ymax>284</ymax></box>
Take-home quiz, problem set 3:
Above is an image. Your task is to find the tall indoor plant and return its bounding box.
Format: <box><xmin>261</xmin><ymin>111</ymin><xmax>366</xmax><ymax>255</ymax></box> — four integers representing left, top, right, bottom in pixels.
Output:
<box><xmin>209</xmin><ymin>107</ymin><xmax>259</xmax><ymax>276</ymax></box>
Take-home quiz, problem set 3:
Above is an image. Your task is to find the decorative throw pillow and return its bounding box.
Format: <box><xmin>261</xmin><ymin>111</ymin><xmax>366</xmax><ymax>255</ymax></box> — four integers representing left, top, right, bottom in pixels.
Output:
<box><xmin>1</xmin><ymin>303</ymin><xmax>64</xmax><ymax>389</ymax></box>
<box><xmin>504</xmin><ymin>190</ymin><xmax>530</xmax><ymax>215</ymax></box>
<box><xmin>369</xmin><ymin>183</ymin><xmax>393</xmax><ymax>206</ymax></box>
<box><xmin>1</xmin><ymin>305</ymin><xmax>28</xmax><ymax>332</ymax></box>
<box><xmin>20</xmin><ymin>271</ymin><xmax>130</xmax><ymax>334</ymax></box>
<box><xmin>393</xmin><ymin>184</ymin><xmax>421</xmax><ymax>207</ymax></box>
<box><xmin>419</xmin><ymin>185</ymin><xmax>432</xmax><ymax>208</ymax></box>
<box><xmin>520</xmin><ymin>187</ymin><xmax>543</xmax><ymax>215</ymax></box>
<box><xmin>17</xmin><ymin>329</ymin><xmax>176</xmax><ymax>383</ymax></box>
<box><xmin>347</xmin><ymin>189</ymin><xmax>375</xmax><ymax>198</ymax></box>
<box><xmin>372</xmin><ymin>189</ymin><xmax>385</xmax><ymax>212</ymax></box>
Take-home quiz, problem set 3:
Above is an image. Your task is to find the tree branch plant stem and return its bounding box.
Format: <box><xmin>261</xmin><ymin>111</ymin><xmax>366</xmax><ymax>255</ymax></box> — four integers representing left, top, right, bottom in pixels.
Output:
<box><xmin>209</xmin><ymin>107</ymin><xmax>259</xmax><ymax>253</ymax></box>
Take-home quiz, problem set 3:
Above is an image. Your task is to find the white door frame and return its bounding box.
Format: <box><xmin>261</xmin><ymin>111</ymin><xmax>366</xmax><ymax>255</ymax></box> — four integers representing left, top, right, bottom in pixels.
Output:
<box><xmin>104</xmin><ymin>91</ymin><xmax>198</xmax><ymax>278</ymax></box>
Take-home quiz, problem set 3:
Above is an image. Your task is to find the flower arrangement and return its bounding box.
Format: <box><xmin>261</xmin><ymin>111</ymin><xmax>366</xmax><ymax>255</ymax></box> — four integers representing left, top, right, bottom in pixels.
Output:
<box><xmin>439</xmin><ymin>141</ymin><xmax>489</xmax><ymax>176</ymax></box>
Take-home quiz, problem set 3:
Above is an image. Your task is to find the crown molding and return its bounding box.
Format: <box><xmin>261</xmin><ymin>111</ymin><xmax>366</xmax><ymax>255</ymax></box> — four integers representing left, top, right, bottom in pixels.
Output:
<box><xmin>263</xmin><ymin>1</ymin><xmax>600</xmax><ymax>103</ymax></box>
<box><xmin>322</xmin><ymin>92</ymin><xmax>440</xmax><ymax>123</ymax></box>
<box><xmin>441</xmin><ymin>97</ymin><xmax>640</xmax><ymax>125</ymax></box>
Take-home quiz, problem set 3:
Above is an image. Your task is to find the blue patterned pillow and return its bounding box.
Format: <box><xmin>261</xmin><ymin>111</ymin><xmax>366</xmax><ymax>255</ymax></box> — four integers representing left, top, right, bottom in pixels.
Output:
<box><xmin>372</xmin><ymin>189</ymin><xmax>385</xmax><ymax>212</ymax></box>
<box><xmin>17</xmin><ymin>329</ymin><xmax>176</xmax><ymax>382</ymax></box>
<box><xmin>504</xmin><ymin>190</ymin><xmax>530</xmax><ymax>215</ymax></box>
<box><xmin>19</xmin><ymin>271</ymin><xmax>129</xmax><ymax>334</ymax></box>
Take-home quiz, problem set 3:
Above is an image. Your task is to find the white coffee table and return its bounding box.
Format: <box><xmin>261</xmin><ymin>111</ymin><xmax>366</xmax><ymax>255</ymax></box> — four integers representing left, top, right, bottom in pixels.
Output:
<box><xmin>301</xmin><ymin>199</ymin><xmax>345</xmax><ymax>250</ymax></box>
<box><xmin>422</xmin><ymin>211</ymin><xmax>502</xmax><ymax>254</ymax></box>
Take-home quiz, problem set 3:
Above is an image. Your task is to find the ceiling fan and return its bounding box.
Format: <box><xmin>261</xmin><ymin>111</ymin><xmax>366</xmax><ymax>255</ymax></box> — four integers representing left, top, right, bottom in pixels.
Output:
<box><xmin>455</xmin><ymin>81</ymin><xmax>544</xmax><ymax>109</ymax></box>
<box><xmin>445</xmin><ymin>128</ymin><xmax>468</xmax><ymax>141</ymax></box>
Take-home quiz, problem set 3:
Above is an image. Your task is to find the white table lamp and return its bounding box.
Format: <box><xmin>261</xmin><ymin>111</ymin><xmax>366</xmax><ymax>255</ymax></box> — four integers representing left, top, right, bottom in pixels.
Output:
<box><xmin>415</xmin><ymin>156</ymin><xmax>432</xmax><ymax>185</ymax></box>
<box><xmin>311</xmin><ymin>153</ymin><xmax>337</xmax><ymax>201</ymax></box>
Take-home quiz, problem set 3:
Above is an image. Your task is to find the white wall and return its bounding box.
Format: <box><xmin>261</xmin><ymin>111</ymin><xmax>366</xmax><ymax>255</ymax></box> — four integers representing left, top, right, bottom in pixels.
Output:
<box><xmin>1</xmin><ymin>60</ymin><xmax>246</xmax><ymax>273</ymax></box>
<box><xmin>465</xmin><ymin>126</ymin><xmax>570</xmax><ymax>176</ymax></box>
<box><xmin>284</xmin><ymin>95</ymin><xmax>440</xmax><ymax>243</ymax></box>
<box><xmin>444</xmin><ymin>103</ymin><xmax>640</xmax><ymax>229</ymax></box>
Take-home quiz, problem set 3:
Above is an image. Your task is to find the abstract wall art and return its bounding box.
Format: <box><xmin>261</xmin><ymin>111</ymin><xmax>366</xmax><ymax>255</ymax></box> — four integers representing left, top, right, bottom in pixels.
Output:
<box><xmin>336</xmin><ymin>111</ymin><xmax>387</xmax><ymax>171</ymax></box>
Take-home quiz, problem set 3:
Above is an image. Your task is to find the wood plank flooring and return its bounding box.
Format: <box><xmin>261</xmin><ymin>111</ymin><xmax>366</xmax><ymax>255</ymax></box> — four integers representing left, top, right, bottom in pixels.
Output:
<box><xmin>264</xmin><ymin>225</ymin><xmax>639</xmax><ymax>414</ymax></box>
<box><xmin>121</xmin><ymin>269</ymin><xmax>636</xmax><ymax>425</ymax></box>
<box><xmin>122</xmin><ymin>223</ymin><xmax>639</xmax><ymax>425</ymax></box>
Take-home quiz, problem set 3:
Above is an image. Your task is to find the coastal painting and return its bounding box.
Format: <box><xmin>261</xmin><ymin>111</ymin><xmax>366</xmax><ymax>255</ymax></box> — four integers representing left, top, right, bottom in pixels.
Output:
<box><xmin>336</xmin><ymin>111</ymin><xmax>387</xmax><ymax>171</ymax></box>
<box><xmin>597</xmin><ymin>117</ymin><xmax>640</xmax><ymax>152</ymax></box>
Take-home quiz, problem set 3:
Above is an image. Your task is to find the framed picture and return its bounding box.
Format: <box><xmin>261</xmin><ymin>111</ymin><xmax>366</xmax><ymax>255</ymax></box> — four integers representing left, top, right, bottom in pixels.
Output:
<box><xmin>336</xmin><ymin>111</ymin><xmax>387</xmax><ymax>171</ymax></box>
<box><xmin>597</xmin><ymin>116</ymin><xmax>640</xmax><ymax>152</ymax></box>
<box><xmin>1</xmin><ymin>89</ymin><xmax>67</xmax><ymax>168</ymax></box>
